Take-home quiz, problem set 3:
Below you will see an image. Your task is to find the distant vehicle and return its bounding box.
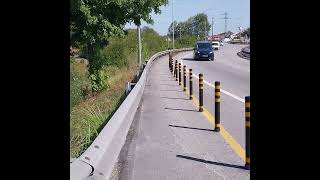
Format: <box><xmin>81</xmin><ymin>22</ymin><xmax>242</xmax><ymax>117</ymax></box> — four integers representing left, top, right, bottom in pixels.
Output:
<box><xmin>193</xmin><ymin>41</ymin><xmax>214</xmax><ymax>61</ymax></box>
<box><xmin>211</xmin><ymin>41</ymin><xmax>220</xmax><ymax>50</ymax></box>
<box><xmin>230</xmin><ymin>38</ymin><xmax>243</xmax><ymax>44</ymax></box>
<box><xmin>224</xmin><ymin>38</ymin><xmax>230</xmax><ymax>42</ymax></box>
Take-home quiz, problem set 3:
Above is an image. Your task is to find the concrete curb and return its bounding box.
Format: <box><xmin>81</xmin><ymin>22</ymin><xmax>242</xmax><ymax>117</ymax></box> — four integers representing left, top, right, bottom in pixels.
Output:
<box><xmin>237</xmin><ymin>46</ymin><xmax>250</xmax><ymax>60</ymax></box>
<box><xmin>70</xmin><ymin>48</ymin><xmax>192</xmax><ymax>180</ymax></box>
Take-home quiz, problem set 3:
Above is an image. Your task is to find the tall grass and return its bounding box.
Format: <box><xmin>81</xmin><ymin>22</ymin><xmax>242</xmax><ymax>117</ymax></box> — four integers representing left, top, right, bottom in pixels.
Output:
<box><xmin>70</xmin><ymin>58</ymin><xmax>92</xmax><ymax>109</ymax></box>
<box><xmin>70</xmin><ymin>61</ymin><xmax>136</xmax><ymax>157</ymax></box>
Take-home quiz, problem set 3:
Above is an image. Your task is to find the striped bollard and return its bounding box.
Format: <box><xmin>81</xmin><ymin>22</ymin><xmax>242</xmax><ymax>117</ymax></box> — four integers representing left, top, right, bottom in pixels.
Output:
<box><xmin>179</xmin><ymin>63</ymin><xmax>182</xmax><ymax>85</ymax></box>
<box><xmin>199</xmin><ymin>73</ymin><xmax>204</xmax><ymax>112</ymax></box>
<box><xmin>189</xmin><ymin>69</ymin><xmax>193</xmax><ymax>100</ymax></box>
<box><xmin>175</xmin><ymin>60</ymin><xmax>178</xmax><ymax>81</ymax></box>
<box><xmin>215</xmin><ymin>81</ymin><xmax>220</xmax><ymax>132</ymax></box>
<box><xmin>171</xmin><ymin>59</ymin><xmax>174</xmax><ymax>74</ymax></box>
<box><xmin>183</xmin><ymin>65</ymin><xmax>186</xmax><ymax>91</ymax></box>
<box><xmin>169</xmin><ymin>55</ymin><xmax>171</xmax><ymax>70</ymax></box>
<box><xmin>245</xmin><ymin>96</ymin><xmax>250</xmax><ymax>169</ymax></box>
<box><xmin>169</xmin><ymin>59</ymin><xmax>172</xmax><ymax>72</ymax></box>
<box><xmin>173</xmin><ymin>62</ymin><xmax>177</xmax><ymax>78</ymax></box>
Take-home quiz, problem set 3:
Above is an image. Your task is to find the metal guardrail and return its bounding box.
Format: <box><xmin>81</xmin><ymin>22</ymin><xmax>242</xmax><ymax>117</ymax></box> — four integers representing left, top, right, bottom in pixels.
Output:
<box><xmin>70</xmin><ymin>48</ymin><xmax>192</xmax><ymax>180</ymax></box>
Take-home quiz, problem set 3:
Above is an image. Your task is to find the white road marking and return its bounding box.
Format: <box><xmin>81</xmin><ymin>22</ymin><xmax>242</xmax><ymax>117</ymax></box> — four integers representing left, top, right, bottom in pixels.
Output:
<box><xmin>180</xmin><ymin>53</ymin><xmax>245</xmax><ymax>103</ymax></box>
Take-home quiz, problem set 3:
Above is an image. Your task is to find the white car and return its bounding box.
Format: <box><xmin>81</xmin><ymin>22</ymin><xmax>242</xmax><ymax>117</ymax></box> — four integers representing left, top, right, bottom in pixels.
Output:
<box><xmin>212</xmin><ymin>41</ymin><xmax>220</xmax><ymax>50</ymax></box>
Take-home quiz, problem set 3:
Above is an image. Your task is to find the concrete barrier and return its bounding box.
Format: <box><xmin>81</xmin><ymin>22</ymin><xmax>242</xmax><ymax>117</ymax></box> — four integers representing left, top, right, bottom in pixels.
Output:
<box><xmin>70</xmin><ymin>48</ymin><xmax>192</xmax><ymax>180</ymax></box>
<box><xmin>237</xmin><ymin>46</ymin><xmax>250</xmax><ymax>60</ymax></box>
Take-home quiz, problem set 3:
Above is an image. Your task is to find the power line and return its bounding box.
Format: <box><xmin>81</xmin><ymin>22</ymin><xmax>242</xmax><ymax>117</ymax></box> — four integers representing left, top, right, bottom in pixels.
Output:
<box><xmin>220</xmin><ymin>12</ymin><xmax>230</xmax><ymax>33</ymax></box>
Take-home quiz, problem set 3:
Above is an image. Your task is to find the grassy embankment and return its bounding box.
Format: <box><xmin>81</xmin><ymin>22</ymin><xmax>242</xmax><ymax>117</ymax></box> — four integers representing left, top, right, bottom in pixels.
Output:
<box><xmin>70</xmin><ymin>28</ymin><xmax>168</xmax><ymax>157</ymax></box>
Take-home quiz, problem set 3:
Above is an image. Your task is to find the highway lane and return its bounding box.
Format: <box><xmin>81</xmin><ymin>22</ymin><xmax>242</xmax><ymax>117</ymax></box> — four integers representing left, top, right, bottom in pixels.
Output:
<box><xmin>177</xmin><ymin>43</ymin><xmax>250</xmax><ymax>153</ymax></box>
<box><xmin>182</xmin><ymin>43</ymin><xmax>249</xmax><ymax>98</ymax></box>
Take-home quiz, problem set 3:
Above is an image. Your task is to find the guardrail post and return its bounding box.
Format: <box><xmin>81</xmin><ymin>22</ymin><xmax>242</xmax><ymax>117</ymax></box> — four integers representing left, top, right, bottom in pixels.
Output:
<box><xmin>179</xmin><ymin>63</ymin><xmax>182</xmax><ymax>86</ymax></box>
<box><xmin>189</xmin><ymin>69</ymin><xmax>193</xmax><ymax>99</ymax></box>
<box><xmin>245</xmin><ymin>96</ymin><xmax>250</xmax><ymax>169</ymax></box>
<box><xmin>175</xmin><ymin>60</ymin><xmax>178</xmax><ymax>81</ymax></box>
<box><xmin>215</xmin><ymin>81</ymin><xmax>220</xmax><ymax>132</ymax></box>
<box><xmin>183</xmin><ymin>65</ymin><xmax>186</xmax><ymax>91</ymax></box>
<box><xmin>199</xmin><ymin>73</ymin><xmax>204</xmax><ymax>112</ymax></box>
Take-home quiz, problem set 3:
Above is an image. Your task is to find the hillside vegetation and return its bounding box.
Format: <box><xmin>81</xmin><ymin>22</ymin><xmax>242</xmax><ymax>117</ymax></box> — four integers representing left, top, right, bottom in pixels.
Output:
<box><xmin>70</xmin><ymin>27</ymin><xmax>169</xmax><ymax>157</ymax></box>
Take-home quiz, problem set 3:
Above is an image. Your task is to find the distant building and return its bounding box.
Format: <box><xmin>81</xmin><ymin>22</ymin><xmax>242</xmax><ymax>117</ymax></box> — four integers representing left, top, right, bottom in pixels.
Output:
<box><xmin>207</xmin><ymin>31</ymin><xmax>233</xmax><ymax>41</ymax></box>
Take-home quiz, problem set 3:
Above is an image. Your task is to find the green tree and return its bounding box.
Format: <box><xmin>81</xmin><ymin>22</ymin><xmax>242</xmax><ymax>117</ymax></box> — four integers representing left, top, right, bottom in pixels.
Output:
<box><xmin>168</xmin><ymin>13</ymin><xmax>210</xmax><ymax>41</ymax></box>
<box><xmin>242</xmin><ymin>27</ymin><xmax>250</xmax><ymax>38</ymax></box>
<box><xmin>70</xmin><ymin>0</ymin><xmax>168</xmax><ymax>67</ymax></box>
<box><xmin>71</xmin><ymin>0</ymin><xmax>168</xmax><ymax>91</ymax></box>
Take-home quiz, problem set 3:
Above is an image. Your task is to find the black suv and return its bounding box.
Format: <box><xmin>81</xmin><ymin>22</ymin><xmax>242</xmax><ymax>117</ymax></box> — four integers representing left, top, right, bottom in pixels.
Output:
<box><xmin>193</xmin><ymin>41</ymin><xmax>214</xmax><ymax>61</ymax></box>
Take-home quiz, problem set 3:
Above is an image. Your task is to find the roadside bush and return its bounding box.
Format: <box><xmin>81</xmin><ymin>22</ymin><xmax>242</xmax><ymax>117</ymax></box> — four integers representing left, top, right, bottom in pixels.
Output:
<box><xmin>141</xmin><ymin>27</ymin><xmax>167</xmax><ymax>56</ymax></box>
<box><xmin>174</xmin><ymin>35</ymin><xmax>197</xmax><ymax>49</ymax></box>
<box><xmin>101</xmin><ymin>40</ymin><xmax>128</xmax><ymax>68</ymax></box>
<box><xmin>70</xmin><ymin>60</ymin><xmax>92</xmax><ymax>109</ymax></box>
<box><xmin>89</xmin><ymin>69</ymin><xmax>110</xmax><ymax>92</ymax></box>
<box><xmin>88</xmin><ymin>38</ymin><xmax>129</xmax><ymax>92</ymax></box>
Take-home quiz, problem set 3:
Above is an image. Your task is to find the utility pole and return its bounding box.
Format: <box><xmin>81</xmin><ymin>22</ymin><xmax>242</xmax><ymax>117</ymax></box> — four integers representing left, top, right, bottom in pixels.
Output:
<box><xmin>204</xmin><ymin>20</ymin><xmax>206</xmax><ymax>40</ymax></box>
<box><xmin>167</xmin><ymin>33</ymin><xmax>169</xmax><ymax>49</ymax></box>
<box><xmin>221</xmin><ymin>12</ymin><xmax>229</xmax><ymax>34</ymax></box>
<box><xmin>172</xmin><ymin>0</ymin><xmax>174</xmax><ymax>49</ymax></box>
<box><xmin>211</xmin><ymin>17</ymin><xmax>214</xmax><ymax>37</ymax></box>
<box><xmin>202</xmin><ymin>9</ymin><xmax>212</xmax><ymax>40</ymax></box>
<box><xmin>137</xmin><ymin>23</ymin><xmax>141</xmax><ymax>68</ymax></box>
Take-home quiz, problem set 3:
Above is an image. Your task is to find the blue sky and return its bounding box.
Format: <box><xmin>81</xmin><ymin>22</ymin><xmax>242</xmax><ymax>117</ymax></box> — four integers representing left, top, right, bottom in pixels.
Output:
<box><xmin>125</xmin><ymin>0</ymin><xmax>250</xmax><ymax>36</ymax></box>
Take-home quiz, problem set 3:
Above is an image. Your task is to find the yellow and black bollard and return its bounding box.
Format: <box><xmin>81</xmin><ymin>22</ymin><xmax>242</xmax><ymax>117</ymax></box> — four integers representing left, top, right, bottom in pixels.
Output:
<box><xmin>215</xmin><ymin>81</ymin><xmax>221</xmax><ymax>132</ymax></box>
<box><xmin>169</xmin><ymin>57</ymin><xmax>172</xmax><ymax>72</ymax></box>
<box><xmin>183</xmin><ymin>65</ymin><xmax>187</xmax><ymax>91</ymax></box>
<box><xmin>173</xmin><ymin>60</ymin><xmax>177</xmax><ymax>78</ymax></box>
<box><xmin>245</xmin><ymin>96</ymin><xmax>250</xmax><ymax>170</ymax></box>
<box><xmin>199</xmin><ymin>73</ymin><xmax>204</xmax><ymax>112</ymax></box>
<box><xmin>175</xmin><ymin>60</ymin><xmax>178</xmax><ymax>81</ymax></box>
<box><xmin>189</xmin><ymin>69</ymin><xmax>193</xmax><ymax>100</ymax></box>
<box><xmin>179</xmin><ymin>63</ymin><xmax>182</xmax><ymax>86</ymax></box>
<box><xmin>169</xmin><ymin>54</ymin><xmax>171</xmax><ymax>70</ymax></box>
<box><xmin>171</xmin><ymin>59</ymin><xmax>174</xmax><ymax>75</ymax></box>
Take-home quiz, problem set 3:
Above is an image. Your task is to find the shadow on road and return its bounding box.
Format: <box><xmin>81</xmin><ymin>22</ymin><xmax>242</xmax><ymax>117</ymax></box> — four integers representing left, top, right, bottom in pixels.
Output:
<box><xmin>155</xmin><ymin>74</ymin><xmax>172</xmax><ymax>76</ymax></box>
<box><xmin>176</xmin><ymin>155</ymin><xmax>248</xmax><ymax>170</ymax></box>
<box><xmin>182</xmin><ymin>58</ymin><xmax>212</xmax><ymax>62</ymax></box>
<box><xmin>160</xmin><ymin>89</ymin><xmax>183</xmax><ymax>92</ymax></box>
<box><xmin>159</xmin><ymin>79</ymin><xmax>176</xmax><ymax>82</ymax></box>
<box><xmin>159</xmin><ymin>84</ymin><xmax>179</xmax><ymax>86</ymax></box>
<box><xmin>160</xmin><ymin>96</ymin><xmax>189</xmax><ymax>100</ymax></box>
<box><xmin>168</xmin><ymin>125</ymin><xmax>214</xmax><ymax>132</ymax></box>
<box><xmin>182</xmin><ymin>57</ymin><xmax>195</xmax><ymax>61</ymax></box>
<box><xmin>164</xmin><ymin>107</ymin><xmax>198</xmax><ymax>112</ymax></box>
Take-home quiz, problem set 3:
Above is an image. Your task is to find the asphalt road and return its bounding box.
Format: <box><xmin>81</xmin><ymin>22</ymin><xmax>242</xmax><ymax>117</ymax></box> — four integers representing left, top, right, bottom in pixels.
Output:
<box><xmin>115</xmin><ymin>49</ymin><xmax>250</xmax><ymax>179</ymax></box>
<box><xmin>179</xmin><ymin>43</ymin><xmax>250</xmax><ymax>151</ymax></box>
